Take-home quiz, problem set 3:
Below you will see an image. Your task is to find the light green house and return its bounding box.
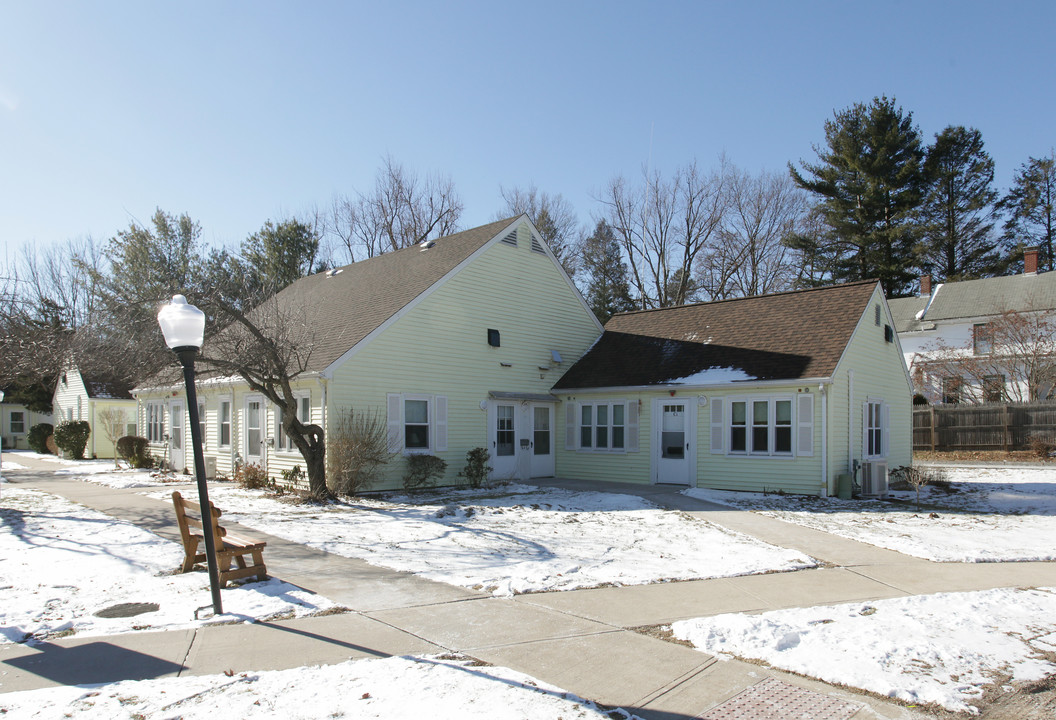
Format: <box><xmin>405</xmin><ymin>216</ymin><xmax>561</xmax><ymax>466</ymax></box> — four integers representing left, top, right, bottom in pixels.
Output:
<box><xmin>133</xmin><ymin>217</ymin><xmax>911</xmax><ymax>496</ymax></box>
<box><xmin>133</xmin><ymin>215</ymin><xmax>603</xmax><ymax>485</ymax></box>
<box><xmin>552</xmin><ymin>280</ymin><xmax>912</xmax><ymax>496</ymax></box>
<box><xmin>52</xmin><ymin>364</ymin><xmax>137</xmax><ymax>459</ymax></box>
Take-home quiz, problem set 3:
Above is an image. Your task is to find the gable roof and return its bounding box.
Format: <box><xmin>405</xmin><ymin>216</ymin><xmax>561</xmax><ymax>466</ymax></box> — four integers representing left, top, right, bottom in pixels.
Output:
<box><xmin>889</xmin><ymin>271</ymin><xmax>1056</xmax><ymax>333</ymax></box>
<box><xmin>83</xmin><ymin>375</ymin><xmax>135</xmax><ymax>400</ymax></box>
<box><xmin>553</xmin><ymin>280</ymin><xmax>880</xmax><ymax>390</ymax></box>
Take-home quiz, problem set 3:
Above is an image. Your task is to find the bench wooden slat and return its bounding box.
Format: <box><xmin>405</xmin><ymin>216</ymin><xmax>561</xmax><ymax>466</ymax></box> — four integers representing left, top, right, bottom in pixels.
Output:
<box><xmin>171</xmin><ymin>491</ymin><xmax>267</xmax><ymax>588</ymax></box>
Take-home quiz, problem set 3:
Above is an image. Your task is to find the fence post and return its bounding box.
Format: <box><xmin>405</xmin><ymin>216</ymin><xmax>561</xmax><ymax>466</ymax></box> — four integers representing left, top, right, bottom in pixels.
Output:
<box><xmin>930</xmin><ymin>406</ymin><xmax>937</xmax><ymax>451</ymax></box>
<box><xmin>1003</xmin><ymin>405</ymin><xmax>1010</xmax><ymax>452</ymax></box>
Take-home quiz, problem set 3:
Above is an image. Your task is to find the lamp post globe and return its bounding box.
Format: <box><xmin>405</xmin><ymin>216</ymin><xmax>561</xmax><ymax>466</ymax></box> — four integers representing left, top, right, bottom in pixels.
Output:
<box><xmin>157</xmin><ymin>295</ymin><xmax>223</xmax><ymax>616</ymax></box>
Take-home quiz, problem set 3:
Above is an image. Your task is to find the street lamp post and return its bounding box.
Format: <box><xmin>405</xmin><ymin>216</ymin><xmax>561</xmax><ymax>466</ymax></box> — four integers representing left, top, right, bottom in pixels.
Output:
<box><xmin>158</xmin><ymin>295</ymin><xmax>223</xmax><ymax>616</ymax></box>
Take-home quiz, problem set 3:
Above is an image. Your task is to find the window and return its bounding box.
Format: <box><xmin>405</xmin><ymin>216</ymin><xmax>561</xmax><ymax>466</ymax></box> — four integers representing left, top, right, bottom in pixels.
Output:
<box><xmin>219</xmin><ymin>400</ymin><xmax>231</xmax><ymax>447</ymax></box>
<box><xmin>941</xmin><ymin>376</ymin><xmax>962</xmax><ymax>404</ymax></box>
<box><xmin>276</xmin><ymin>394</ymin><xmax>311</xmax><ymax>452</ymax></box>
<box><xmin>387</xmin><ymin>393</ymin><xmax>447</xmax><ymax>454</ymax></box>
<box><xmin>9</xmin><ymin>411</ymin><xmax>25</xmax><ymax>434</ymax></box>
<box><xmin>146</xmin><ymin>403</ymin><xmax>166</xmax><ymax>443</ymax></box>
<box><xmin>973</xmin><ymin>323</ymin><xmax>992</xmax><ymax>355</ymax></box>
<box><xmin>578</xmin><ymin>401</ymin><xmax>626</xmax><ymax>451</ymax></box>
<box><xmin>496</xmin><ymin>405</ymin><xmax>515</xmax><ymax>456</ymax></box>
<box><xmin>865</xmin><ymin>401</ymin><xmax>884</xmax><ymax>458</ymax></box>
<box><xmin>728</xmin><ymin>397</ymin><xmax>794</xmax><ymax>456</ymax></box>
<box><xmin>983</xmin><ymin>374</ymin><xmax>1006</xmax><ymax>403</ymax></box>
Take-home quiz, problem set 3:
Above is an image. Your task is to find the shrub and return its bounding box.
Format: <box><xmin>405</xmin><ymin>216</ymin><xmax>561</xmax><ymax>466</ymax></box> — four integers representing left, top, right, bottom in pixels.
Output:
<box><xmin>116</xmin><ymin>435</ymin><xmax>153</xmax><ymax>468</ymax></box>
<box><xmin>326</xmin><ymin>408</ymin><xmax>394</xmax><ymax>496</ymax></box>
<box><xmin>234</xmin><ymin>462</ymin><xmax>269</xmax><ymax>490</ymax></box>
<box><xmin>457</xmin><ymin>447</ymin><xmax>492</xmax><ymax>489</ymax></box>
<box><xmin>28</xmin><ymin>423</ymin><xmax>53</xmax><ymax>454</ymax></box>
<box><xmin>890</xmin><ymin>465</ymin><xmax>948</xmax><ymax>510</ymax></box>
<box><xmin>403</xmin><ymin>454</ymin><xmax>447</xmax><ymax>490</ymax></box>
<box><xmin>53</xmin><ymin>420</ymin><xmax>91</xmax><ymax>459</ymax></box>
<box><xmin>1029</xmin><ymin>435</ymin><xmax>1056</xmax><ymax>459</ymax></box>
<box><xmin>45</xmin><ymin>435</ymin><xmax>58</xmax><ymax>455</ymax></box>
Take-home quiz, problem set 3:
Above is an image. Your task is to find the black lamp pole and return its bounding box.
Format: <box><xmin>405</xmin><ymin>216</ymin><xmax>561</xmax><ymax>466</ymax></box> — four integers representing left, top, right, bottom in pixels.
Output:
<box><xmin>174</xmin><ymin>345</ymin><xmax>224</xmax><ymax>616</ymax></box>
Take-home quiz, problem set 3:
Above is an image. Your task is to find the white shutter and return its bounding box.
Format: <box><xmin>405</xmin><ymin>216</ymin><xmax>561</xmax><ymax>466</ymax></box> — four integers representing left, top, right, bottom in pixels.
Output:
<box><xmin>387</xmin><ymin>393</ymin><xmax>402</xmax><ymax>453</ymax></box>
<box><xmin>710</xmin><ymin>398</ymin><xmax>724</xmax><ymax>454</ymax></box>
<box><xmin>881</xmin><ymin>402</ymin><xmax>889</xmax><ymax>458</ymax></box>
<box><xmin>565</xmin><ymin>402</ymin><xmax>577</xmax><ymax>450</ymax></box>
<box><xmin>626</xmin><ymin>401</ymin><xmax>639</xmax><ymax>452</ymax></box>
<box><xmin>434</xmin><ymin>396</ymin><xmax>448</xmax><ymax>451</ymax></box>
<box><xmin>797</xmin><ymin>395</ymin><xmax>814</xmax><ymax>456</ymax></box>
<box><xmin>862</xmin><ymin>403</ymin><xmax>870</xmax><ymax>459</ymax></box>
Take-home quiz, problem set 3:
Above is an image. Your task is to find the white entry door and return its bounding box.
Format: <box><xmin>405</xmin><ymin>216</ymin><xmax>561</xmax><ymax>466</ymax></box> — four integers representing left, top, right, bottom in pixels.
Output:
<box><xmin>530</xmin><ymin>404</ymin><xmax>554</xmax><ymax>478</ymax></box>
<box><xmin>169</xmin><ymin>400</ymin><xmax>185</xmax><ymax>472</ymax></box>
<box><xmin>653</xmin><ymin>399</ymin><xmax>695</xmax><ymax>485</ymax></box>
<box><xmin>245</xmin><ymin>397</ymin><xmax>264</xmax><ymax>463</ymax></box>
<box><xmin>489</xmin><ymin>402</ymin><xmax>518</xmax><ymax>479</ymax></box>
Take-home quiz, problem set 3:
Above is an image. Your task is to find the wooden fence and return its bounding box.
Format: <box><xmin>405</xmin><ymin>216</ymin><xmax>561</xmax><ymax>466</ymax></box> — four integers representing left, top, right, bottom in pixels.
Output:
<box><xmin>912</xmin><ymin>401</ymin><xmax>1056</xmax><ymax>451</ymax></box>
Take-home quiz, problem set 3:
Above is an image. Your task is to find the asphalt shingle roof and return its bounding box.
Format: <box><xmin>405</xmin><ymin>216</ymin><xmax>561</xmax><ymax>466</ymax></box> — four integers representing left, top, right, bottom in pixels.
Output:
<box><xmin>553</xmin><ymin>280</ymin><xmax>879</xmax><ymax>390</ymax></box>
<box><xmin>889</xmin><ymin>271</ymin><xmax>1056</xmax><ymax>332</ymax></box>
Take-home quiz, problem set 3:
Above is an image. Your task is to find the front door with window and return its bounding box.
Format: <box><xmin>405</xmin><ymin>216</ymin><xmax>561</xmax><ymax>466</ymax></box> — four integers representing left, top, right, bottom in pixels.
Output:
<box><xmin>489</xmin><ymin>402</ymin><xmax>518</xmax><ymax>479</ymax></box>
<box><xmin>245</xmin><ymin>397</ymin><xmax>263</xmax><ymax>463</ymax></box>
<box><xmin>653</xmin><ymin>399</ymin><xmax>695</xmax><ymax>485</ymax></box>
<box><xmin>169</xmin><ymin>400</ymin><xmax>185</xmax><ymax>472</ymax></box>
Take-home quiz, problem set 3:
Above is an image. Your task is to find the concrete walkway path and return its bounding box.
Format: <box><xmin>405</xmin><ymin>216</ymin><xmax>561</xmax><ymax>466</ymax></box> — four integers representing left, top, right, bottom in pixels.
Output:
<box><xmin>4</xmin><ymin>455</ymin><xmax>1051</xmax><ymax>718</ymax></box>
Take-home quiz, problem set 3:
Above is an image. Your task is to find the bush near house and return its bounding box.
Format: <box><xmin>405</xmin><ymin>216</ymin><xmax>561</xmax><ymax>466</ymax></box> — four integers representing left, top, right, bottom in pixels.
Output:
<box><xmin>403</xmin><ymin>454</ymin><xmax>447</xmax><ymax>490</ymax></box>
<box><xmin>326</xmin><ymin>407</ymin><xmax>393</xmax><ymax>497</ymax></box>
<box><xmin>234</xmin><ymin>462</ymin><xmax>269</xmax><ymax>490</ymax></box>
<box><xmin>116</xmin><ymin>436</ymin><xmax>153</xmax><ymax>468</ymax></box>
<box><xmin>53</xmin><ymin>421</ymin><xmax>91</xmax><ymax>460</ymax></box>
<box><xmin>28</xmin><ymin>423</ymin><xmax>54</xmax><ymax>454</ymax></box>
<box><xmin>458</xmin><ymin>447</ymin><xmax>492</xmax><ymax>489</ymax></box>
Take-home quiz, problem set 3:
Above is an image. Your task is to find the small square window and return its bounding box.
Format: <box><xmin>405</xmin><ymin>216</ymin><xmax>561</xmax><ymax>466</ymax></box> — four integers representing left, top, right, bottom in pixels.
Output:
<box><xmin>487</xmin><ymin>329</ymin><xmax>500</xmax><ymax>347</ymax></box>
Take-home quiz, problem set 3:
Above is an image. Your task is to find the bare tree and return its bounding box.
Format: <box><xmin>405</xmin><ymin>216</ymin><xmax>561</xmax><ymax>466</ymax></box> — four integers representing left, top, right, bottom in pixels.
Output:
<box><xmin>697</xmin><ymin>166</ymin><xmax>805</xmax><ymax>299</ymax></box>
<box><xmin>599</xmin><ymin>161</ymin><xmax>728</xmax><ymax>308</ymax></box>
<box><xmin>326</xmin><ymin>157</ymin><xmax>463</xmax><ymax>263</ymax></box>
<box><xmin>97</xmin><ymin>407</ymin><xmax>127</xmax><ymax>468</ymax></box>
<box><xmin>915</xmin><ymin>304</ymin><xmax>1056</xmax><ymax>403</ymax></box>
<box><xmin>496</xmin><ymin>184</ymin><xmax>580</xmax><ymax>277</ymax></box>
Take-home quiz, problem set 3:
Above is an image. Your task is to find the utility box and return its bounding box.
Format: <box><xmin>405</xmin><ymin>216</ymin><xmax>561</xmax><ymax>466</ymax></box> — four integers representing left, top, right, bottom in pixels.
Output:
<box><xmin>836</xmin><ymin>473</ymin><xmax>853</xmax><ymax>500</ymax></box>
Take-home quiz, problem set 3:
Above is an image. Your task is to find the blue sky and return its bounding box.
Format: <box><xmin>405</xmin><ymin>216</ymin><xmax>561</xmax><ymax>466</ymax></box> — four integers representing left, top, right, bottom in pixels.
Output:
<box><xmin>2</xmin><ymin>1</ymin><xmax>1053</xmax><ymax>253</ymax></box>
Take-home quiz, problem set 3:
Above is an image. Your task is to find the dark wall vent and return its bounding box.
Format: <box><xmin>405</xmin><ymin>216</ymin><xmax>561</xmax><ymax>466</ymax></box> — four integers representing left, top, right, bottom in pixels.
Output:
<box><xmin>488</xmin><ymin>329</ymin><xmax>501</xmax><ymax>347</ymax></box>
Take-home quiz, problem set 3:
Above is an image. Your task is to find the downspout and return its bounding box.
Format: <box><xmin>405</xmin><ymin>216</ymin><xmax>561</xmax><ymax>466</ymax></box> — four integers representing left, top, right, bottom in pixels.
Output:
<box><xmin>229</xmin><ymin>382</ymin><xmax>237</xmax><ymax>472</ymax></box>
<box><xmin>847</xmin><ymin>370</ymin><xmax>855</xmax><ymax>473</ymax></box>
<box><xmin>820</xmin><ymin>384</ymin><xmax>828</xmax><ymax>496</ymax></box>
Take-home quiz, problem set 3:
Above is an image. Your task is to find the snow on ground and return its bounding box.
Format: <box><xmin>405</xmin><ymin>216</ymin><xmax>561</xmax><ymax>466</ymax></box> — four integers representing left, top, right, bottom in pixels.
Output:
<box><xmin>191</xmin><ymin>484</ymin><xmax>816</xmax><ymax>597</ymax></box>
<box><xmin>672</xmin><ymin>587</ymin><xmax>1056</xmax><ymax>714</ymax></box>
<box><xmin>0</xmin><ymin>486</ymin><xmax>342</xmax><ymax>643</ymax></box>
<box><xmin>686</xmin><ymin>466</ymin><xmax>1056</xmax><ymax>562</ymax></box>
<box><xmin>0</xmin><ymin>654</ymin><xmax>639</xmax><ymax>719</ymax></box>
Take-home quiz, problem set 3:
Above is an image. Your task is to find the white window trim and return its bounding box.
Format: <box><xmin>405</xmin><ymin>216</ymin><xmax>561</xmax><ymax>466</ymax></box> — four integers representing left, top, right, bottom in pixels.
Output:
<box><xmin>864</xmin><ymin>398</ymin><xmax>888</xmax><ymax>460</ymax></box>
<box><xmin>218</xmin><ymin>396</ymin><xmax>233</xmax><ymax>449</ymax></box>
<box><xmin>726</xmin><ymin>395</ymin><xmax>797</xmax><ymax>458</ymax></box>
<box><xmin>145</xmin><ymin>402</ymin><xmax>167</xmax><ymax>444</ymax></box>
<box><xmin>9</xmin><ymin>410</ymin><xmax>26</xmax><ymax>435</ymax></box>
<box><xmin>275</xmin><ymin>392</ymin><xmax>311</xmax><ymax>453</ymax></box>
<box><xmin>575</xmin><ymin>400</ymin><xmax>630</xmax><ymax>453</ymax></box>
<box><xmin>386</xmin><ymin>393</ymin><xmax>448</xmax><ymax>455</ymax></box>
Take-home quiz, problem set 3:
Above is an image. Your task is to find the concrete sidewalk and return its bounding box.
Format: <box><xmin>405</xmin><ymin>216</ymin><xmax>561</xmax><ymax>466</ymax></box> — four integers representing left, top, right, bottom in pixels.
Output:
<box><xmin>6</xmin><ymin>455</ymin><xmax>1050</xmax><ymax>718</ymax></box>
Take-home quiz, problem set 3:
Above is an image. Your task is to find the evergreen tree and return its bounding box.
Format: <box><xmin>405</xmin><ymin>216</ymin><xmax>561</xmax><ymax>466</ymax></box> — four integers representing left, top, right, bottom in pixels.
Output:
<box><xmin>1000</xmin><ymin>152</ymin><xmax>1056</xmax><ymax>272</ymax></box>
<box><xmin>788</xmin><ymin>96</ymin><xmax>925</xmax><ymax>296</ymax></box>
<box><xmin>919</xmin><ymin>126</ymin><xmax>1001</xmax><ymax>281</ymax></box>
<box><xmin>240</xmin><ymin>219</ymin><xmax>321</xmax><ymax>295</ymax></box>
<box><xmin>580</xmin><ymin>220</ymin><xmax>635</xmax><ymax>322</ymax></box>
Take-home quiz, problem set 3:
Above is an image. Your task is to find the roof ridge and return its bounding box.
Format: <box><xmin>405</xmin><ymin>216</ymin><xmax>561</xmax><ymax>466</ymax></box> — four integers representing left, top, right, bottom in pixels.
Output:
<box><xmin>612</xmin><ymin>279</ymin><xmax>878</xmax><ymax>319</ymax></box>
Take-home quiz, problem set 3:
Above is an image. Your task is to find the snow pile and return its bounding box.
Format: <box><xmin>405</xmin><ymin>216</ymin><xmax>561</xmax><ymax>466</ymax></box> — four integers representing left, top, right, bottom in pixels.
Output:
<box><xmin>0</xmin><ymin>487</ymin><xmax>342</xmax><ymax>643</ymax></box>
<box><xmin>686</xmin><ymin>466</ymin><xmax>1056</xmax><ymax>562</ymax></box>
<box><xmin>0</xmin><ymin>654</ymin><xmax>641</xmax><ymax>719</ymax></box>
<box><xmin>673</xmin><ymin>587</ymin><xmax>1056</xmax><ymax>713</ymax></box>
<box><xmin>199</xmin><ymin>484</ymin><xmax>816</xmax><ymax>596</ymax></box>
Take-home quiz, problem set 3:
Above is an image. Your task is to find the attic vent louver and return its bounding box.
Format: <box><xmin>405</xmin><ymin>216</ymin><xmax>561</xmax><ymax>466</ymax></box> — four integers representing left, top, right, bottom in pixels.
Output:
<box><xmin>501</xmin><ymin>230</ymin><xmax>518</xmax><ymax>247</ymax></box>
<box><xmin>531</xmin><ymin>235</ymin><xmax>545</xmax><ymax>254</ymax></box>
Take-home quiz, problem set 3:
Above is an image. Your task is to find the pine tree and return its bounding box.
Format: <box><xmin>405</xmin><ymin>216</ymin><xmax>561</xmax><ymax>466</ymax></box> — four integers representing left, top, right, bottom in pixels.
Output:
<box><xmin>919</xmin><ymin>126</ymin><xmax>1001</xmax><ymax>280</ymax></box>
<box><xmin>580</xmin><ymin>220</ymin><xmax>635</xmax><ymax>322</ymax></box>
<box><xmin>1000</xmin><ymin>152</ymin><xmax>1056</xmax><ymax>272</ymax></box>
<box><xmin>789</xmin><ymin>96</ymin><xmax>925</xmax><ymax>296</ymax></box>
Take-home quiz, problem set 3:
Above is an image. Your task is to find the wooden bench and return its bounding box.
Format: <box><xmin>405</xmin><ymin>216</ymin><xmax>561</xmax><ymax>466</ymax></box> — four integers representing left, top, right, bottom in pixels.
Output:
<box><xmin>171</xmin><ymin>491</ymin><xmax>268</xmax><ymax>587</ymax></box>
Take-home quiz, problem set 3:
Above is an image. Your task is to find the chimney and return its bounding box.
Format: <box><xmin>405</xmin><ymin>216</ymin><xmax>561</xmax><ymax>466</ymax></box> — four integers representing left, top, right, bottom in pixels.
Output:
<box><xmin>1024</xmin><ymin>248</ymin><xmax>1039</xmax><ymax>275</ymax></box>
<box><xmin>920</xmin><ymin>274</ymin><xmax>931</xmax><ymax>296</ymax></box>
